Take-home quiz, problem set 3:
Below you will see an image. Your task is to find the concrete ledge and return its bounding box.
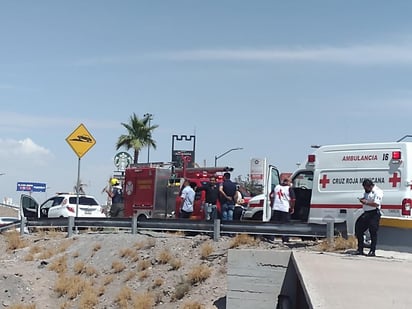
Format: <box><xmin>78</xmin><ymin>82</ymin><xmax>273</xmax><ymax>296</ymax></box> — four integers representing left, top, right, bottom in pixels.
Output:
<box><xmin>293</xmin><ymin>250</ymin><xmax>412</xmax><ymax>309</ymax></box>
<box><xmin>226</xmin><ymin>249</ymin><xmax>291</xmax><ymax>309</ymax></box>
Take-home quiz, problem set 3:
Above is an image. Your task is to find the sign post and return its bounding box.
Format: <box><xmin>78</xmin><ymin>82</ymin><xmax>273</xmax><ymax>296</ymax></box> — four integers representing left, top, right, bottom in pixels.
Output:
<box><xmin>66</xmin><ymin>123</ymin><xmax>96</xmax><ymax>217</ymax></box>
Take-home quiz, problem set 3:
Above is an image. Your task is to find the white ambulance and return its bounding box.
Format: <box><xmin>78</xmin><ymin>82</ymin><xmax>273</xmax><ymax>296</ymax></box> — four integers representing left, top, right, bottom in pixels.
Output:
<box><xmin>244</xmin><ymin>142</ymin><xmax>412</xmax><ymax>235</ymax></box>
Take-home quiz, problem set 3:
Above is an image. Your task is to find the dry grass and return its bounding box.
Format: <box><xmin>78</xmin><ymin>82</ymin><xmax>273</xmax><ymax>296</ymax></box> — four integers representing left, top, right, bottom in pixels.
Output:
<box><xmin>137</xmin><ymin>259</ymin><xmax>151</xmax><ymax>271</ymax></box>
<box><xmin>180</xmin><ymin>301</ymin><xmax>205</xmax><ymax>309</ymax></box>
<box><xmin>138</xmin><ymin>270</ymin><xmax>150</xmax><ymax>281</ymax></box>
<box><xmin>78</xmin><ymin>286</ymin><xmax>99</xmax><ymax>309</ymax></box>
<box><xmin>73</xmin><ymin>261</ymin><xmax>98</xmax><ymax>277</ymax></box>
<box><xmin>317</xmin><ymin>235</ymin><xmax>357</xmax><ymax>252</ymax></box>
<box><xmin>54</xmin><ymin>274</ymin><xmax>91</xmax><ymax>299</ymax></box>
<box><xmin>72</xmin><ymin>251</ymin><xmax>80</xmax><ymax>258</ymax></box>
<box><xmin>124</xmin><ymin>271</ymin><xmax>136</xmax><ymax>282</ymax></box>
<box><xmin>93</xmin><ymin>242</ymin><xmax>102</xmax><ymax>251</ymax></box>
<box><xmin>144</xmin><ymin>238</ymin><xmax>156</xmax><ymax>249</ymax></box>
<box><xmin>111</xmin><ymin>260</ymin><xmax>126</xmax><ymax>273</ymax></box>
<box><xmin>59</xmin><ymin>301</ymin><xmax>70</xmax><ymax>309</ymax></box>
<box><xmin>48</xmin><ymin>255</ymin><xmax>68</xmax><ymax>274</ymax></box>
<box><xmin>169</xmin><ymin>258</ymin><xmax>182</xmax><ymax>270</ymax></box>
<box><xmin>119</xmin><ymin>247</ymin><xmax>139</xmax><ymax>261</ymax></box>
<box><xmin>24</xmin><ymin>244</ymin><xmax>43</xmax><ymax>261</ymax></box>
<box><xmin>157</xmin><ymin>249</ymin><xmax>172</xmax><ymax>264</ymax></box>
<box><xmin>37</xmin><ymin>248</ymin><xmax>56</xmax><ymax>260</ymax></box>
<box><xmin>229</xmin><ymin>234</ymin><xmax>257</xmax><ymax>248</ymax></box>
<box><xmin>84</xmin><ymin>265</ymin><xmax>98</xmax><ymax>277</ymax></box>
<box><xmin>152</xmin><ymin>277</ymin><xmax>164</xmax><ymax>288</ymax></box>
<box><xmin>200</xmin><ymin>241</ymin><xmax>214</xmax><ymax>259</ymax></box>
<box><xmin>187</xmin><ymin>264</ymin><xmax>211</xmax><ymax>285</ymax></box>
<box><xmin>102</xmin><ymin>274</ymin><xmax>114</xmax><ymax>286</ymax></box>
<box><xmin>115</xmin><ymin>286</ymin><xmax>133</xmax><ymax>309</ymax></box>
<box><xmin>5</xmin><ymin>231</ymin><xmax>28</xmax><ymax>251</ymax></box>
<box><xmin>133</xmin><ymin>241</ymin><xmax>145</xmax><ymax>250</ymax></box>
<box><xmin>56</xmin><ymin>239</ymin><xmax>74</xmax><ymax>253</ymax></box>
<box><xmin>73</xmin><ymin>260</ymin><xmax>86</xmax><ymax>274</ymax></box>
<box><xmin>132</xmin><ymin>291</ymin><xmax>155</xmax><ymax>309</ymax></box>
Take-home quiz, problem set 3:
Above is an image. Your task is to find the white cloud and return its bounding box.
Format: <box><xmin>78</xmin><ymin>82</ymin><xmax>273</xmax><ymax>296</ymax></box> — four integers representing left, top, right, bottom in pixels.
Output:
<box><xmin>73</xmin><ymin>41</ymin><xmax>412</xmax><ymax>66</ymax></box>
<box><xmin>0</xmin><ymin>138</ymin><xmax>52</xmax><ymax>164</ymax></box>
<box><xmin>154</xmin><ymin>43</ymin><xmax>412</xmax><ymax>65</ymax></box>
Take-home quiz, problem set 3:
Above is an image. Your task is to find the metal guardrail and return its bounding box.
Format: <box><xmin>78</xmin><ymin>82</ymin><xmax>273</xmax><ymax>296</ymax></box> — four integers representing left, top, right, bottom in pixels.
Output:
<box><xmin>7</xmin><ymin>217</ymin><xmax>348</xmax><ymax>242</ymax></box>
<box><xmin>0</xmin><ymin>221</ymin><xmax>21</xmax><ymax>233</ymax></box>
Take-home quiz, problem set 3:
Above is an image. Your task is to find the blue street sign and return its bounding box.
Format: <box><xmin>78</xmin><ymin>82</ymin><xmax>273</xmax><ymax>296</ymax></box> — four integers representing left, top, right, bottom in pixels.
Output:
<box><xmin>17</xmin><ymin>182</ymin><xmax>47</xmax><ymax>192</ymax></box>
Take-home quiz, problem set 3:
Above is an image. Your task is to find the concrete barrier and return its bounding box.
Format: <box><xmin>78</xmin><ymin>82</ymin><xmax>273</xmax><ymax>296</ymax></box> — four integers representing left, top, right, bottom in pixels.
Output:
<box><xmin>227</xmin><ymin>247</ymin><xmax>412</xmax><ymax>309</ymax></box>
<box><xmin>226</xmin><ymin>249</ymin><xmax>291</xmax><ymax>309</ymax></box>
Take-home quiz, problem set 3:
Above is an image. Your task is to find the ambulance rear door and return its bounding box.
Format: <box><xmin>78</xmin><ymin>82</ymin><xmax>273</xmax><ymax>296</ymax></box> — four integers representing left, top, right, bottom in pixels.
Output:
<box><xmin>262</xmin><ymin>163</ymin><xmax>281</xmax><ymax>222</ymax></box>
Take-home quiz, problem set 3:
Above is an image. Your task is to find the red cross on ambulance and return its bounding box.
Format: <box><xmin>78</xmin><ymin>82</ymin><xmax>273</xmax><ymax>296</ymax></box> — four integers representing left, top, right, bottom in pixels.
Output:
<box><xmin>389</xmin><ymin>172</ymin><xmax>401</xmax><ymax>188</ymax></box>
<box><xmin>319</xmin><ymin>174</ymin><xmax>330</xmax><ymax>189</ymax></box>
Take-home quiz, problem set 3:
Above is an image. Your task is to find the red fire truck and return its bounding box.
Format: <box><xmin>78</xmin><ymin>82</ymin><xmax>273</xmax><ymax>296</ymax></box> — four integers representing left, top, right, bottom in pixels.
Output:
<box><xmin>123</xmin><ymin>165</ymin><xmax>234</xmax><ymax>220</ymax></box>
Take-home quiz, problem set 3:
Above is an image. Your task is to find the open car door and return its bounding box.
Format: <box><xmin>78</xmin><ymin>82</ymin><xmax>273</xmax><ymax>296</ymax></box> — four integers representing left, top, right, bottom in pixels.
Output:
<box><xmin>262</xmin><ymin>164</ymin><xmax>281</xmax><ymax>222</ymax></box>
<box><xmin>20</xmin><ymin>194</ymin><xmax>39</xmax><ymax>218</ymax></box>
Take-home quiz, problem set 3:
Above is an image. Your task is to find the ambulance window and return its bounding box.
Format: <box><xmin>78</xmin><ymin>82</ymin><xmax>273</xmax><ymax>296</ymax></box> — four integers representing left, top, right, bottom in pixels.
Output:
<box><xmin>293</xmin><ymin>172</ymin><xmax>313</xmax><ymax>189</ymax></box>
<box><xmin>270</xmin><ymin>168</ymin><xmax>280</xmax><ymax>192</ymax></box>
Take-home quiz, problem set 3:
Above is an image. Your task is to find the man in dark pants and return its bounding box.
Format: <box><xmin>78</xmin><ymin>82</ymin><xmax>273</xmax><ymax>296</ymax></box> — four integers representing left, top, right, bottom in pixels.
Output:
<box><xmin>197</xmin><ymin>176</ymin><xmax>220</xmax><ymax>220</ymax></box>
<box><xmin>270</xmin><ymin>178</ymin><xmax>295</xmax><ymax>242</ymax></box>
<box><xmin>219</xmin><ymin>172</ymin><xmax>237</xmax><ymax>221</ymax></box>
<box><xmin>355</xmin><ymin>179</ymin><xmax>383</xmax><ymax>256</ymax></box>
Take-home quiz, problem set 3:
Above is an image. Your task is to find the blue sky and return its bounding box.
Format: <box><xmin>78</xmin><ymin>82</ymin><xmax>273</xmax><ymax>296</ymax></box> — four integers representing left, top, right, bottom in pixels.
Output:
<box><xmin>1</xmin><ymin>1</ymin><xmax>412</xmax><ymax>205</ymax></box>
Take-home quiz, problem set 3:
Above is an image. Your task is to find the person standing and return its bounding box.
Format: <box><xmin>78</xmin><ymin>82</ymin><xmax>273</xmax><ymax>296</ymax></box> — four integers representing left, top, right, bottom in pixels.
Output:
<box><xmin>270</xmin><ymin>178</ymin><xmax>295</xmax><ymax>242</ymax></box>
<box><xmin>179</xmin><ymin>179</ymin><xmax>195</xmax><ymax>219</ymax></box>
<box><xmin>355</xmin><ymin>179</ymin><xmax>383</xmax><ymax>256</ymax></box>
<box><xmin>197</xmin><ymin>176</ymin><xmax>220</xmax><ymax>220</ymax></box>
<box><xmin>105</xmin><ymin>178</ymin><xmax>124</xmax><ymax>217</ymax></box>
<box><xmin>233</xmin><ymin>185</ymin><xmax>245</xmax><ymax>221</ymax></box>
<box><xmin>219</xmin><ymin>172</ymin><xmax>237</xmax><ymax>221</ymax></box>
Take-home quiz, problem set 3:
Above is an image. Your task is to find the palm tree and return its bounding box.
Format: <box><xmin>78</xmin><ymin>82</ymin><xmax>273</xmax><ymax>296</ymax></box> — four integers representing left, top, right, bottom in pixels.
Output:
<box><xmin>116</xmin><ymin>113</ymin><xmax>158</xmax><ymax>164</ymax></box>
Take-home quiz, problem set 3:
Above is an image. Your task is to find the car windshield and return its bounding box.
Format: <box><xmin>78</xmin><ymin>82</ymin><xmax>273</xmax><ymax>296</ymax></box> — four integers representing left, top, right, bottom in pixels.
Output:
<box><xmin>69</xmin><ymin>196</ymin><xmax>99</xmax><ymax>206</ymax></box>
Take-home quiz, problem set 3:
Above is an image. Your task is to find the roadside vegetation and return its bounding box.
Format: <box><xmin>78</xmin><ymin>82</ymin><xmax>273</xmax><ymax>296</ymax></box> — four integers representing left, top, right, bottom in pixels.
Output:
<box><xmin>3</xmin><ymin>229</ymin><xmax>276</xmax><ymax>308</ymax></box>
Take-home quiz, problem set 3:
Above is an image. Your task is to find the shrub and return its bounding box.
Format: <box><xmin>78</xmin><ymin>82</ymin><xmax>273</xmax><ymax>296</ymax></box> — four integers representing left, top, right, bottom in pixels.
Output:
<box><xmin>172</xmin><ymin>278</ymin><xmax>191</xmax><ymax>301</ymax></box>
<box><xmin>111</xmin><ymin>260</ymin><xmax>126</xmax><ymax>273</ymax></box>
<box><xmin>169</xmin><ymin>258</ymin><xmax>182</xmax><ymax>270</ymax></box>
<box><xmin>187</xmin><ymin>264</ymin><xmax>211</xmax><ymax>285</ymax></box>
<box><xmin>132</xmin><ymin>291</ymin><xmax>155</xmax><ymax>309</ymax></box>
<box><xmin>229</xmin><ymin>234</ymin><xmax>257</xmax><ymax>248</ymax></box>
<box><xmin>157</xmin><ymin>249</ymin><xmax>172</xmax><ymax>264</ymax></box>
<box><xmin>48</xmin><ymin>255</ymin><xmax>68</xmax><ymax>274</ymax></box>
<box><xmin>5</xmin><ymin>231</ymin><xmax>27</xmax><ymax>251</ymax></box>
<box><xmin>180</xmin><ymin>301</ymin><xmax>205</xmax><ymax>309</ymax></box>
<box><xmin>200</xmin><ymin>242</ymin><xmax>214</xmax><ymax>259</ymax></box>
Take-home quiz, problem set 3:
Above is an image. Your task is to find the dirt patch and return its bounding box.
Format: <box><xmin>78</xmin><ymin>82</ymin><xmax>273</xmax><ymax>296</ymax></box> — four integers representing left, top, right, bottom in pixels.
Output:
<box><xmin>0</xmin><ymin>229</ymin><xmax>316</xmax><ymax>308</ymax></box>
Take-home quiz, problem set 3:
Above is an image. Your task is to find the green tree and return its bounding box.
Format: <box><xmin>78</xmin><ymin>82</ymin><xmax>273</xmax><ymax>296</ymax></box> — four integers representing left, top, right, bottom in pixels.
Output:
<box><xmin>116</xmin><ymin>113</ymin><xmax>158</xmax><ymax>164</ymax></box>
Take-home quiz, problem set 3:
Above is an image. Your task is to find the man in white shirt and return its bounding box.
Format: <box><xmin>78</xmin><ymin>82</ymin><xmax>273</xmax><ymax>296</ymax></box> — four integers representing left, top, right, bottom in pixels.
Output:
<box><xmin>355</xmin><ymin>179</ymin><xmax>383</xmax><ymax>256</ymax></box>
<box><xmin>270</xmin><ymin>178</ymin><xmax>295</xmax><ymax>242</ymax></box>
<box><xmin>179</xmin><ymin>179</ymin><xmax>195</xmax><ymax>219</ymax></box>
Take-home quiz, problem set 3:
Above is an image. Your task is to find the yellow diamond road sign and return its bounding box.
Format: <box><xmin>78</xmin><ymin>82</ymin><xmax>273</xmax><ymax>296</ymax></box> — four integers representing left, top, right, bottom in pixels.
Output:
<box><xmin>66</xmin><ymin>123</ymin><xmax>96</xmax><ymax>158</ymax></box>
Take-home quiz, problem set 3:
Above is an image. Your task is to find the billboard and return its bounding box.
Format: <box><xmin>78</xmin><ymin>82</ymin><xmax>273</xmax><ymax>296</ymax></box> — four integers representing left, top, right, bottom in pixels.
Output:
<box><xmin>250</xmin><ymin>158</ymin><xmax>266</xmax><ymax>186</ymax></box>
<box><xmin>17</xmin><ymin>182</ymin><xmax>47</xmax><ymax>192</ymax></box>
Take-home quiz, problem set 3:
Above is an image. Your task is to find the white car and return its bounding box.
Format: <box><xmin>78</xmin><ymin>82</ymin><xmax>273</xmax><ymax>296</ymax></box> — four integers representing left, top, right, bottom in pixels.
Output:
<box><xmin>241</xmin><ymin>193</ymin><xmax>265</xmax><ymax>220</ymax></box>
<box><xmin>20</xmin><ymin>193</ymin><xmax>106</xmax><ymax>218</ymax></box>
